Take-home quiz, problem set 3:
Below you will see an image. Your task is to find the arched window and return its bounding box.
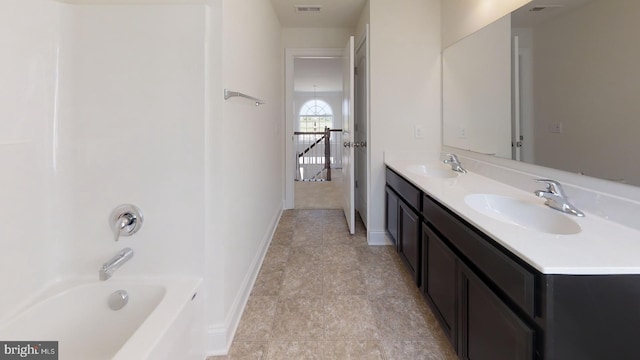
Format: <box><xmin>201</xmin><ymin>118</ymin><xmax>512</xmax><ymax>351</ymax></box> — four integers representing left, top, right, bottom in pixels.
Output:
<box><xmin>299</xmin><ymin>99</ymin><xmax>333</xmax><ymax>132</ymax></box>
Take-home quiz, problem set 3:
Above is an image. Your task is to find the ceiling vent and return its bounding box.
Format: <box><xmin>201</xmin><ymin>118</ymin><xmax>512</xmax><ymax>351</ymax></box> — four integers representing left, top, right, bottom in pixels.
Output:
<box><xmin>294</xmin><ymin>5</ymin><xmax>322</xmax><ymax>13</ymax></box>
<box><xmin>529</xmin><ymin>5</ymin><xmax>565</xmax><ymax>12</ymax></box>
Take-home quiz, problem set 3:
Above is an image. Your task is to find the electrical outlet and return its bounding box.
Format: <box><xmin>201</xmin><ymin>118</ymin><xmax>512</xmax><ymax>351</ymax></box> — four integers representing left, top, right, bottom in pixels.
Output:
<box><xmin>414</xmin><ymin>124</ymin><xmax>424</xmax><ymax>139</ymax></box>
<box><xmin>549</xmin><ymin>122</ymin><xmax>563</xmax><ymax>133</ymax></box>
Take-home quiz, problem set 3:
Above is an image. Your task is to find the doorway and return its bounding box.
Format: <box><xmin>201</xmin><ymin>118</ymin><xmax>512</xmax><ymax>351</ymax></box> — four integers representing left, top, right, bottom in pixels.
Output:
<box><xmin>285</xmin><ymin>48</ymin><xmax>344</xmax><ymax>209</ymax></box>
<box><xmin>284</xmin><ymin>40</ymin><xmax>369</xmax><ymax>235</ymax></box>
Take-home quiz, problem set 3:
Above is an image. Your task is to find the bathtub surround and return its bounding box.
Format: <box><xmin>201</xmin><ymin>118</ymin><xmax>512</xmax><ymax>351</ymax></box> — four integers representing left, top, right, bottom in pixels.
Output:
<box><xmin>1</xmin><ymin>0</ymin><xmax>283</xmax><ymax>358</ymax></box>
<box><xmin>0</xmin><ymin>0</ymin><xmax>60</xmax><ymax>321</ymax></box>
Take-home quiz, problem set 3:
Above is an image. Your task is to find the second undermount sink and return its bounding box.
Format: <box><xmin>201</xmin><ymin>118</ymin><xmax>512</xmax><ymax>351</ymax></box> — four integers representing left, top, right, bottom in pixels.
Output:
<box><xmin>407</xmin><ymin>164</ymin><xmax>459</xmax><ymax>179</ymax></box>
<box><xmin>464</xmin><ymin>193</ymin><xmax>581</xmax><ymax>235</ymax></box>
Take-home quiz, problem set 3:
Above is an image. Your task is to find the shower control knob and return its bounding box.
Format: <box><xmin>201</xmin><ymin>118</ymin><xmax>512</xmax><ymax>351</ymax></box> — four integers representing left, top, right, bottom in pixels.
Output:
<box><xmin>110</xmin><ymin>204</ymin><xmax>143</xmax><ymax>242</ymax></box>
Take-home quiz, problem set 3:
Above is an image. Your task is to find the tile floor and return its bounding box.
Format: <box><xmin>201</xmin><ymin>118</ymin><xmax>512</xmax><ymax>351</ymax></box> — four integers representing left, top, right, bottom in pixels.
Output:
<box><xmin>209</xmin><ymin>209</ymin><xmax>457</xmax><ymax>360</ymax></box>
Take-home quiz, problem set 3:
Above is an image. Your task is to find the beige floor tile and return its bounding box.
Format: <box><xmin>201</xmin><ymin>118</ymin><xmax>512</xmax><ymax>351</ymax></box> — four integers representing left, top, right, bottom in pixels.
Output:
<box><xmin>260</xmin><ymin>245</ymin><xmax>290</xmax><ymax>273</ymax></box>
<box><xmin>382</xmin><ymin>340</ymin><xmax>457</xmax><ymax>360</ymax></box>
<box><xmin>271</xmin><ymin>297</ymin><xmax>324</xmax><ymax>340</ymax></box>
<box><xmin>271</xmin><ymin>227</ymin><xmax>293</xmax><ymax>246</ymax></box>
<box><xmin>323</xmin><ymin>268</ymin><xmax>365</xmax><ymax>296</ymax></box>
<box><xmin>222</xmin><ymin>209</ymin><xmax>458</xmax><ymax>359</ymax></box>
<box><xmin>294</xmin><ymin>209</ymin><xmax>329</xmax><ymax>221</ymax></box>
<box><xmin>323</xmin><ymin>231</ymin><xmax>367</xmax><ymax>247</ymax></box>
<box><xmin>292</xmin><ymin>226</ymin><xmax>324</xmax><ymax>246</ymax></box>
<box><xmin>280</xmin><ymin>265</ymin><xmax>323</xmax><ymax>297</ymax></box>
<box><xmin>287</xmin><ymin>246</ymin><xmax>323</xmax><ymax>268</ymax></box>
<box><xmin>323</xmin><ymin>341</ymin><xmax>386</xmax><ymax>360</ymax></box>
<box><xmin>251</xmin><ymin>268</ymin><xmax>284</xmax><ymax>296</ymax></box>
<box><xmin>370</xmin><ymin>296</ymin><xmax>432</xmax><ymax>340</ymax></box>
<box><xmin>206</xmin><ymin>341</ymin><xmax>268</xmax><ymax>360</ymax></box>
<box><xmin>266</xmin><ymin>341</ymin><xmax>324</xmax><ymax>360</ymax></box>
<box><xmin>323</xmin><ymin>244</ymin><xmax>359</xmax><ymax>272</ymax></box>
<box><xmin>356</xmin><ymin>246</ymin><xmax>398</xmax><ymax>268</ymax></box>
<box><xmin>363</xmin><ymin>266</ymin><xmax>412</xmax><ymax>297</ymax></box>
<box><xmin>235</xmin><ymin>296</ymin><xmax>278</xmax><ymax>341</ymax></box>
<box><xmin>324</xmin><ymin>295</ymin><xmax>380</xmax><ymax>340</ymax></box>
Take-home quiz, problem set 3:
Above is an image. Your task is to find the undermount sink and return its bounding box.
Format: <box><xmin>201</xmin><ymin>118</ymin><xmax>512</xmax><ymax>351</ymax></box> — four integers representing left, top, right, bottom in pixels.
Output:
<box><xmin>464</xmin><ymin>194</ymin><xmax>581</xmax><ymax>235</ymax></box>
<box><xmin>407</xmin><ymin>164</ymin><xmax>459</xmax><ymax>179</ymax></box>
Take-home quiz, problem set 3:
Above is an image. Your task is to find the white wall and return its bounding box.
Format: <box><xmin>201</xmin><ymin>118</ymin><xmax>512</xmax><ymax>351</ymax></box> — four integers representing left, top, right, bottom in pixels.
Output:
<box><xmin>206</xmin><ymin>0</ymin><xmax>284</xmax><ymax>354</ymax></box>
<box><xmin>355</xmin><ymin>0</ymin><xmax>370</xmax><ymax>42</ymax></box>
<box><xmin>532</xmin><ymin>0</ymin><xmax>640</xmax><ymax>185</ymax></box>
<box><xmin>441</xmin><ymin>0</ymin><xmax>530</xmax><ymax>48</ymax></box>
<box><xmin>368</xmin><ymin>0</ymin><xmax>442</xmax><ymax>244</ymax></box>
<box><xmin>0</xmin><ymin>0</ymin><xmax>59</xmax><ymax>318</ymax></box>
<box><xmin>442</xmin><ymin>15</ymin><xmax>512</xmax><ymax>158</ymax></box>
<box><xmin>282</xmin><ymin>27</ymin><xmax>353</xmax><ymax>48</ymax></box>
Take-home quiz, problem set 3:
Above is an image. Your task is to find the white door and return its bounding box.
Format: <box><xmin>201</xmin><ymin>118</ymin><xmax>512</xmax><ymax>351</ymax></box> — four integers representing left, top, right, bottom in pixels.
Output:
<box><xmin>342</xmin><ymin>36</ymin><xmax>355</xmax><ymax>234</ymax></box>
<box><xmin>355</xmin><ymin>29</ymin><xmax>368</xmax><ymax>229</ymax></box>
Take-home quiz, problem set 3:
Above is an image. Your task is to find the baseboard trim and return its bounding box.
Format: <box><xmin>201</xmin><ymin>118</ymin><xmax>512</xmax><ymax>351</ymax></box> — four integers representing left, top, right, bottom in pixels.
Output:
<box><xmin>368</xmin><ymin>230</ymin><xmax>392</xmax><ymax>246</ymax></box>
<box><xmin>205</xmin><ymin>205</ymin><xmax>282</xmax><ymax>356</ymax></box>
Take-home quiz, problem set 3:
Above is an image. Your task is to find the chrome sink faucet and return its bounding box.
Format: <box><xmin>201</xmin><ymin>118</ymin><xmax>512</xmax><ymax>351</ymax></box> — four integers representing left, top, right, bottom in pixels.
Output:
<box><xmin>443</xmin><ymin>153</ymin><xmax>467</xmax><ymax>173</ymax></box>
<box><xmin>534</xmin><ymin>179</ymin><xmax>585</xmax><ymax>217</ymax></box>
<box><xmin>100</xmin><ymin>248</ymin><xmax>134</xmax><ymax>281</ymax></box>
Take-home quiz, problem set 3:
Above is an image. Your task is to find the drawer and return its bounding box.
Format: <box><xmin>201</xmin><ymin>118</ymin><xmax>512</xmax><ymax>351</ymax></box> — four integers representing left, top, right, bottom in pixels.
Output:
<box><xmin>423</xmin><ymin>194</ymin><xmax>535</xmax><ymax>317</ymax></box>
<box><xmin>386</xmin><ymin>167</ymin><xmax>421</xmax><ymax>210</ymax></box>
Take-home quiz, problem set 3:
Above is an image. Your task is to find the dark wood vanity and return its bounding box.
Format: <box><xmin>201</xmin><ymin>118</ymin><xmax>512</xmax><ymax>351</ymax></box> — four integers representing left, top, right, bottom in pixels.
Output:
<box><xmin>386</xmin><ymin>166</ymin><xmax>640</xmax><ymax>360</ymax></box>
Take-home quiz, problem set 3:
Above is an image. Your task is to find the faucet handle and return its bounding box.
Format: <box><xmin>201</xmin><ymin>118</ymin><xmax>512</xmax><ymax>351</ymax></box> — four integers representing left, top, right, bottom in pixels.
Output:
<box><xmin>110</xmin><ymin>204</ymin><xmax>143</xmax><ymax>242</ymax></box>
<box><xmin>534</xmin><ymin>179</ymin><xmax>566</xmax><ymax>196</ymax></box>
<box><xmin>444</xmin><ymin>153</ymin><xmax>459</xmax><ymax>162</ymax></box>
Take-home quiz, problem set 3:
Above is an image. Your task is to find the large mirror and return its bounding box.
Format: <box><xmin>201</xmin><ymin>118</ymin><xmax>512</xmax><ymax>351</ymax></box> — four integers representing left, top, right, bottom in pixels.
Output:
<box><xmin>443</xmin><ymin>0</ymin><xmax>640</xmax><ymax>186</ymax></box>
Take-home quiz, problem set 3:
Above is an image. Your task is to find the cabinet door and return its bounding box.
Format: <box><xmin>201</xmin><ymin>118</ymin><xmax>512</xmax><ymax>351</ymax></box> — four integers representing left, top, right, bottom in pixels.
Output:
<box><xmin>385</xmin><ymin>186</ymin><xmax>399</xmax><ymax>246</ymax></box>
<box><xmin>398</xmin><ymin>200</ymin><xmax>420</xmax><ymax>283</ymax></box>
<box><xmin>423</xmin><ymin>224</ymin><xmax>457</xmax><ymax>347</ymax></box>
<box><xmin>459</xmin><ymin>264</ymin><xmax>534</xmax><ymax>360</ymax></box>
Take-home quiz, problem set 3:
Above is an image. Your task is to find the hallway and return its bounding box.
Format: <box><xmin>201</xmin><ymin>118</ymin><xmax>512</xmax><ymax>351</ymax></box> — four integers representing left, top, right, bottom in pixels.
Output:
<box><xmin>294</xmin><ymin>171</ymin><xmax>344</xmax><ymax>209</ymax></box>
<box><xmin>210</xmin><ymin>209</ymin><xmax>457</xmax><ymax>359</ymax></box>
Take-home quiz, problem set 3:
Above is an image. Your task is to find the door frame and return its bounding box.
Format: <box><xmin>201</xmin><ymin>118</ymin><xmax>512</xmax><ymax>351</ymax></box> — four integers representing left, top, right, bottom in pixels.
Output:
<box><xmin>284</xmin><ymin>47</ymin><xmax>343</xmax><ymax>209</ymax></box>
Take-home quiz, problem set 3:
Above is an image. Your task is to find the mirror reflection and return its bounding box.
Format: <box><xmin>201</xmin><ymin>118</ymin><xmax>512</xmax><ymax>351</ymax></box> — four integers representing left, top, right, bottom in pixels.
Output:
<box><xmin>442</xmin><ymin>0</ymin><xmax>640</xmax><ymax>186</ymax></box>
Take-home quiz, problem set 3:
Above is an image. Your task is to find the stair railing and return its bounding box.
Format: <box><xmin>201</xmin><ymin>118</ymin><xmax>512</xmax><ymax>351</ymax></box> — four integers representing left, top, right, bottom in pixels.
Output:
<box><xmin>294</xmin><ymin>127</ymin><xmax>342</xmax><ymax>181</ymax></box>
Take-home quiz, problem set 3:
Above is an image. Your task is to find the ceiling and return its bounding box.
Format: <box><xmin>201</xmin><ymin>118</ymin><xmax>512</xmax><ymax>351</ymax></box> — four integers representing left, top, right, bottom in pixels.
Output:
<box><xmin>511</xmin><ymin>0</ymin><xmax>595</xmax><ymax>27</ymax></box>
<box><xmin>270</xmin><ymin>0</ymin><xmax>366</xmax><ymax>28</ymax></box>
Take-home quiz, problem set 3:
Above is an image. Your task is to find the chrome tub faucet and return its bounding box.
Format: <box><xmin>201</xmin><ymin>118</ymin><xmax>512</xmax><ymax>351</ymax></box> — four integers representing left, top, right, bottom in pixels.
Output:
<box><xmin>534</xmin><ymin>179</ymin><xmax>585</xmax><ymax>217</ymax></box>
<box><xmin>100</xmin><ymin>248</ymin><xmax>134</xmax><ymax>281</ymax></box>
<box><xmin>443</xmin><ymin>153</ymin><xmax>467</xmax><ymax>173</ymax></box>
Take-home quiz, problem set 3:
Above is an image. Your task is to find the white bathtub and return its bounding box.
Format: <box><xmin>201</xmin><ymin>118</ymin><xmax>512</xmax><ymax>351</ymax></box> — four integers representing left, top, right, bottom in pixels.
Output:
<box><xmin>0</xmin><ymin>277</ymin><xmax>203</xmax><ymax>360</ymax></box>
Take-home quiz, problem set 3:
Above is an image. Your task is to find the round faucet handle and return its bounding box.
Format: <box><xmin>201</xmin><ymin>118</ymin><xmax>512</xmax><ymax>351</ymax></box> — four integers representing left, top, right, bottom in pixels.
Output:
<box><xmin>110</xmin><ymin>204</ymin><xmax>143</xmax><ymax>242</ymax></box>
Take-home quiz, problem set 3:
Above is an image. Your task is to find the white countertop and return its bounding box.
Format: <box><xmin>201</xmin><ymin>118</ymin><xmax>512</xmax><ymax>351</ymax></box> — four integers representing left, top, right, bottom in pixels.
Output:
<box><xmin>385</xmin><ymin>157</ymin><xmax>640</xmax><ymax>275</ymax></box>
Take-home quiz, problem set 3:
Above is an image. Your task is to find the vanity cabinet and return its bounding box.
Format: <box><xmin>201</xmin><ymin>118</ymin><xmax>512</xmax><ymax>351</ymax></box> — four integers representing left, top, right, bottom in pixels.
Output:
<box><xmin>386</xmin><ymin>168</ymin><xmax>421</xmax><ymax>284</ymax></box>
<box><xmin>386</xmin><ymin>166</ymin><xmax>640</xmax><ymax>359</ymax></box>
<box><xmin>385</xmin><ymin>186</ymin><xmax>399</xmax><ymax>245</ymax></box>
<box><xmin>422</xmin><ymin>224</ymin><xmax>457</xmax><ymax>345</ymax></box>
<box><xmin>459</xmin><ymin>262</ymin><xmax>534</xmax><ymax>360</ymax></box>
<box><xmin>398</xmin><ymin>201</ymin><xmax>420</xmax><ymax>281</ymax></box>
<box><xmin>422</xmin><ymin>193</ymin><xmax>537</xmax><ymax>359</ymax></box>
